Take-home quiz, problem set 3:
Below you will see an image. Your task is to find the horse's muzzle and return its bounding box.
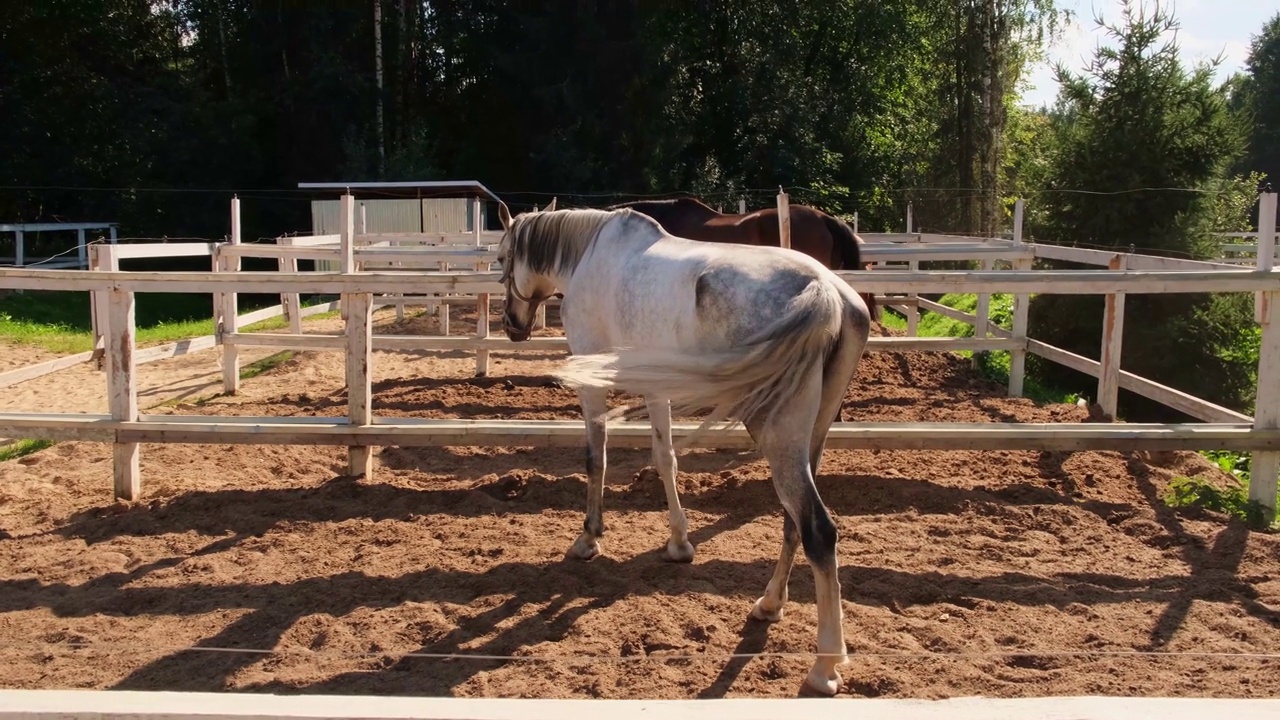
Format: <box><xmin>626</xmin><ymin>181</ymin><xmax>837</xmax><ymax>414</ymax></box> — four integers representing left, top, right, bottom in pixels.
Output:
<box><xmin>502</xmin><ymin>310</ymin><xmax>532</xmax><ymax>342</ymax></box>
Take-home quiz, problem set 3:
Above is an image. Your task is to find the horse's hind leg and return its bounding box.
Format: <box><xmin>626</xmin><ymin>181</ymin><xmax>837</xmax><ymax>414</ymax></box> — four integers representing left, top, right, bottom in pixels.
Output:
<box><xmin>751</xmin><ymin>368</ymin><xmax>848</xmax><ymax>696</ymax></box>
<box><xmin>570</xmin><ymin>387</ymin><xmax>609</xmax><ymax>560</ymax></box>
<box><xmin>646</xmin><ymin>395</ymin><xmax>694</xmax><ymax>562</ymax></box>
<box><xmin>753</xmin><ymin>304</ymin><xmax>866</xmax><ymax>627</ymax></box>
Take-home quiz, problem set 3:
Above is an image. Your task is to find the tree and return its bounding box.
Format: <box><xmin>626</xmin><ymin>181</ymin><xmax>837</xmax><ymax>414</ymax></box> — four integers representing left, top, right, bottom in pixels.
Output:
<box><xmin>1238</xmin><ymin>12</ymin><xmax>1280</xmax><ymax>188</ymax></box>
<box><xmin>1026</xmin><ymin>0</ymin><xmax>1258</xmax><ymax>419</ymax></box>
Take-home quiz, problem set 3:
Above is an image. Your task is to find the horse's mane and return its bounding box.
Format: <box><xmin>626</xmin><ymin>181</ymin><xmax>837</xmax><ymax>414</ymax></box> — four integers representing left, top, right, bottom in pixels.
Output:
<box><xmin>506</xmin><ymin>208</ymin><xmax>622</xmax><ymax>278</ymax></box>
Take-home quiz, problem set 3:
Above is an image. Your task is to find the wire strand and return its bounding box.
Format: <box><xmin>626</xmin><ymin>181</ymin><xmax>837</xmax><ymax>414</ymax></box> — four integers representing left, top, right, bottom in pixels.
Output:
<box><xmin>0</xmin><ymin>183</ymin><xmax>1245</xmax><ymax>200</ymax></box>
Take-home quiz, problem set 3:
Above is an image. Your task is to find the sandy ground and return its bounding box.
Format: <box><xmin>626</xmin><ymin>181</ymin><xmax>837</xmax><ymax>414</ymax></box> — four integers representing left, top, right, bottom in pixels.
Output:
<box><xmin>1</xmin><ymin>306</ymin><xmax>1279</xmax><ymax>699</ymax></box>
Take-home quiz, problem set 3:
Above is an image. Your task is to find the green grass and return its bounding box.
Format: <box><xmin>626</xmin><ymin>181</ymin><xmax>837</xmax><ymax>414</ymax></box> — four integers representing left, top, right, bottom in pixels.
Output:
<box><xmin>0</xmin><ymin>438</ymin><xmax>54</xmax><ymax>462</ymax></box>
<box><xmin>879</xmin><ymin>292</ymin><xmax>1082</xmax><ymax>405</ymax></box>
<box><xmin>239</xmin><ymin>351</ymin><xmax>296</xmax><ymax>380</ymax></box>
<box><xmin>0</xmin><ymin>290</ymin><xmax>337</xmax><ymax>354</ymax></box>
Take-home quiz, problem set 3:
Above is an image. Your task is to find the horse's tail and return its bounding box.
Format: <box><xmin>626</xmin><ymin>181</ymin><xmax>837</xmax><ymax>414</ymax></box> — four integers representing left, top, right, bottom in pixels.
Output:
<box><xmin>821</xmin><ymin>214</ymin><xmax>878</xmax><ymax>322</ymax></box>
<box><xmin>555</xmin><ymin>279</ymin><xmax>845</xmax><ymax>449</ymax></box>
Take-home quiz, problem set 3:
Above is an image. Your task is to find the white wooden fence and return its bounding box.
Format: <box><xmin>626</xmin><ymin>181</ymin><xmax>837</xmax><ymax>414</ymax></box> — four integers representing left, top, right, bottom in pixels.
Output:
<box><xmin>0</xmin><ymin>193</ymin><xmax>1277</xmax><ymax>520</ymax></box>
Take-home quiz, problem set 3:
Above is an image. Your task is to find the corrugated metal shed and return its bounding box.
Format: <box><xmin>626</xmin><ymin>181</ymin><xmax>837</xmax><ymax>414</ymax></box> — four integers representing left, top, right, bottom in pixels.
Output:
<box><xmin>309</xmin><ymin>198</ymin><xmax>480</xmax><ymax>270</ymax></box>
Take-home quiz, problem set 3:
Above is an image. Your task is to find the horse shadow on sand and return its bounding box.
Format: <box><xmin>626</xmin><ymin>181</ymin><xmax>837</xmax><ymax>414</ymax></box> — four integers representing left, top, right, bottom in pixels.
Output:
<box><xmin>6</xmin><ymin>442</ymin><xmax>1266</xmax><ymax>699</ymax></box>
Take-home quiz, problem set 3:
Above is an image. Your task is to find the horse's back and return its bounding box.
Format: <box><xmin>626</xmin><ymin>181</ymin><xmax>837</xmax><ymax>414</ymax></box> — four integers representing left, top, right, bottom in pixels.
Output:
<box><xmin>619</xmin><ymin>237</ymin><xmax>848</xmax><ymax>348</ymax></box>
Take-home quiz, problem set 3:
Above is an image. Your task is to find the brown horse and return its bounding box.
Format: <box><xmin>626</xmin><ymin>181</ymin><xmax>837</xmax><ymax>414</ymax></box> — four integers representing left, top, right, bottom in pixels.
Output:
<box><xmin>608</xmin><ymin>197</ymin><xmax>877</xmax><ymax>319</ymax></box>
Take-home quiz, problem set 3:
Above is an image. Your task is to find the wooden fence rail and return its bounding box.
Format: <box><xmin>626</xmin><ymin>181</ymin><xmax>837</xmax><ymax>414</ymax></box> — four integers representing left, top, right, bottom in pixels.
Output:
<box><xmin>1</xmin><ymin>192</ymin><xmax>1277</xmax><ymax>523</ymax></box>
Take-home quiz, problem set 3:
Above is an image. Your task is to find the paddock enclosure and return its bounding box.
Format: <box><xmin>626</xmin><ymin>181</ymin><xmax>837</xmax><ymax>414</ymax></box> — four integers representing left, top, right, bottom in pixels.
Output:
<box><xmin>2</xmin><ymin>189</ymin><xmax>1280</xmax><ymax>706</ymax></box>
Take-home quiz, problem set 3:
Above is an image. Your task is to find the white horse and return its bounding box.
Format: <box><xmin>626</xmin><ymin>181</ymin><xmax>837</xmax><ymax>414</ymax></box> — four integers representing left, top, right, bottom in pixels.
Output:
<box><xmin>494</xmin><ymin>202</ymin><xmax>872</xmax><ymax>696</ymax></box>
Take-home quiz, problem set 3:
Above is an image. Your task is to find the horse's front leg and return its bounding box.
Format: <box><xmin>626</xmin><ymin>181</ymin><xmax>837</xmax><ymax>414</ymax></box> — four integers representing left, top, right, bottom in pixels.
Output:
<box><xmin>570</xmin><ymin>387</ymin><xmax>608</xmax><ymax>560</ymax></box>
<box><xmin>647</xmin><ymin>395</ymin><xmax>694</xmax><ymax>562</ymax></box>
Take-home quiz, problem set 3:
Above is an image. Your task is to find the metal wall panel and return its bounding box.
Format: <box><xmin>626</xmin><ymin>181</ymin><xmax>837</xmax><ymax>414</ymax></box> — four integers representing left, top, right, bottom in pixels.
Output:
<box><xmin>309</xmin><ymin>197</ymin><xmax>484</xmax><ymax>269</ymax></box>
<box><xmin>421</xmin><ymin>198</ymin><xmax>472</xmax><ymax>233</ymax></box>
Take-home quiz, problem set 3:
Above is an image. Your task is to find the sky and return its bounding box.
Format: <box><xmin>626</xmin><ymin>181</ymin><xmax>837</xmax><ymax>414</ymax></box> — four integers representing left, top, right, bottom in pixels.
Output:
<box><xmin>1019</xmin><ymin>0</ymin><xmax>1277</xmax><ymax>108</ymax></box>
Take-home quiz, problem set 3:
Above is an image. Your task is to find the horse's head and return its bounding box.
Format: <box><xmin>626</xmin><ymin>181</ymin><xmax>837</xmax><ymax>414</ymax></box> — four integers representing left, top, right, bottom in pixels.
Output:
<box><xmin>497</xmin><ymin>197</ymin><xmax>560</xmax><ymax>342</ymax></box>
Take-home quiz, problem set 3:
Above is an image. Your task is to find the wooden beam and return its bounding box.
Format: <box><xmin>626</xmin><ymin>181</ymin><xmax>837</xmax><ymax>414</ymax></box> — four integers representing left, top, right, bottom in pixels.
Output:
<box><xmin>105</xmin><ymin>289</ymin><xmax>139</xmax><ymax>500</ymax></box>
<box><xmin>340</xmin><ymin>193</ymin><xmax>356</xmax><ymax>275</ymax></box>
<box><xmin>975</xmin><ymin>258</ymin><xmax>993</xmax><ymax>340</ymax></box>
<box><xmin>776</xmin><ymin>188</ymin><xmax>791</xmax><ymax>250</ymax></box>
<box><xmin>1252</xmin><ymin>287</ymin><xmax>1280</xmax><ymax>519</ymax></box>
<box><xmin>354</xmin><ymin>231</ymin><xmax>504</xmax><ymax>245</ymax></box>
<box><xmin>0</xmin><ymin>350</ymin><xmax>98</xmax><ymax>389</ymax></box>
<box><xmin>345</xmin><ymin>292</ymin><xmax>373</xmax><ymax>478</ymax></box>
<box><xmin>220</xmin><ymin>244</ymin><xmax>342</xmax><ymax>260</ymax></box>
<box><xmin>134</xmin><ymin>335</ymin><xmax>219</xmax><ymax>366</ymax></box>
<box><xmin>906</xmin><ymin>256</ymin><xmax>919</xmax><ymax>336</ymax></box>
<box><xmin>1097</xmin><ymin>254</ymin><xmax>1127</xmax><ymax>420</ymax></box>
<box><xmin>1256</xmin><ymin>192</ymin><xmax>1277</xmax><ymax>325</ymax></box>
<box><xmin>861</xmin><ymin>246</ymin><xmax>1033</xmax><ymax>263</ymax></box>
<box><xmin>219</xmin><ymin>198</ymin><xmax>242</xmax><ymax>394</ymax></box>
<box><xmin>472</xmin><ymin>197</ymin><xmax>491</xmax><ymax>376</ymax></box>
<box><xmin>222</xmin><ymin>332</ymin><xmax>1022</xmax><ymax>354</ymax></box>
<box><xmin>1026</xmin><ymin>339</ymin><xmax>1253</xmax><ymax>424</ymax></box>
<box><xmin>1009</xmin><ymin>201</ymin><xmax>1031</xmax><ymax>398</ymax></box>
<box><xmin>264</xmin><ymin>234</ymin><xmax>340</xmax><ymax>247</ymax></box>
<box><xmin>3</xmin><ymin>413</ymin><xmax>1278</xmax><ymax>452</ymax></box>
<box><xmin>5</xmin><ymin>267</ymin><xmax>1280</xmax><ymax>296</ymax></box>
<box><xmin>1034</xmin><ymin>243</ymin><xmax>1244</xmax><ymax>271</ymax></box>
<box><xmin>89</xmin><ymin>244</ymin><xmax>118</xmax><ymax>366</ymax></box>
<box><xmin>111</xmin><ymin>242</ymin><xmax>219</xmax><ymax>259</ymax></box>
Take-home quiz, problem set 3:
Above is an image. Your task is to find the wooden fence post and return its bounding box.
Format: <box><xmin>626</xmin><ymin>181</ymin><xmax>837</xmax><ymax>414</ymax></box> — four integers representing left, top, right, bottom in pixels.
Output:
<box><xmin>1253</xmin><ymin>288</ymin><xmax>1280</xmax><ymax>522</ymax></box>
<box><xmin>905</xmin><ymin>203</ymin><xmax>918</xmax><ymax>336</ymax></box>
<box><xmin>970</xmin><ymin>258</ymin><xmax>994</xmax><ymax>370</ymax></box>
<box><xmin>218</xmin><ymin>196</ymin><xmax>242</xmax><ymax>394</ymax></box>
<box><xmin>106</xmin><ymin>287</ymin><xmax>140</xmax><ymax>500</ymax></box>
<box><xmin>277</xmin><ymin>237</ymin><xmax>303</xmax><ymax>335</ymax></box>
<box><xmin>739</xmin><ymin>198</ymin><xmax>747</xmax><ymax>214</ymax></box>
<box><xmin>473</xmin><ymin>197</ymin><xmax>491</xmax><ymax>376</ymax></box>
<box><xmin>1257</xmin><ymin>192</ymin><xmax>1277</xmax><ymax>323</ymax></box>
<box><xmin>1253</xmin><ymin>192</ymin><xmax>1279</xmax><ymax>521</ymax></box>
<box><xmin>776</xmin><ymin>187</ymin><xmax>791</xmax><ymax>250</ymax></box>
<box><xmin>339</xmin><ymin>192</ymin><xmax>356</xmax><ymax>326</ymax></box>
<box><xmin>89</xmin><ymin>243</ymin><xmax>118</xmax><ymax>370</ymax></box>
<box><xmin>346</xmin><ymin>292</ymin><xmax>373</xmax><ymax>478</ymax></box>
<box><xmin>975</xmin><ymin>259</ymin><xmax>993</xmax><ymax>339</ymax></box>
<box><xmin>1008</xmin><ymin>198</ymin><xmax>1031</xmax><ymax>397</ymax></box>
<box><xmin>1097</xmin><ymin>252</ymin><xmax>1128</xmax><ymax>420</ymax></box>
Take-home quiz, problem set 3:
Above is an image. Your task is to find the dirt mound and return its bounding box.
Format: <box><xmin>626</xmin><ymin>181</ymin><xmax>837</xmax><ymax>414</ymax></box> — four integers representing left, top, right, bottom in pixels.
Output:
<box><xmin>1</xmin><ymin>311</ymin><xmax>1278</xmax><ymax>699</ymax></box>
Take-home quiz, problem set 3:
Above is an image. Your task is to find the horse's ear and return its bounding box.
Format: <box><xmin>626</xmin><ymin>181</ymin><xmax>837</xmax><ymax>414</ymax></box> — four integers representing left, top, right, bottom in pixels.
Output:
<box><xmin>542</xmin><ymin>197</ymin><xmax>557</xmax><ymax>212</ymax></box>
<box><xmin>497</xmin><ymin>200</ymin><xmax>512</xmax><ymax>230</ymax></box>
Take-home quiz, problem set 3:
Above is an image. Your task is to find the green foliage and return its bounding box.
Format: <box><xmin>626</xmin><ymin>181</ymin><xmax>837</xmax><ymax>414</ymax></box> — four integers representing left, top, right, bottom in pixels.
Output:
<box><xmin>881</xmin><ymin>292</ymin><xmax>1078</xmax><ymax>405</ymax></box>
<box><xmin>1235</xmin><ymin>12</ymin><xmax>1280</xmax><ymax>187</ymax></box>
<box><xmin>0</xmin><ymin>439</ymin><xmax>55</xmax><ymax>462</ymax></box>
<box><xmin>1163</xmin><ymin>474</ymin><xmax>1274</xmax><ymax>530</ymax></box>
<box><xmin>1201</xmin><ymin>450</ymin><xmax>1251</xmax><ymax>482</ymax></box>
<box><xmin>1024</xmin><ymin>0</ymin><xmax>1259</xmax><ymax>421</ymax></box>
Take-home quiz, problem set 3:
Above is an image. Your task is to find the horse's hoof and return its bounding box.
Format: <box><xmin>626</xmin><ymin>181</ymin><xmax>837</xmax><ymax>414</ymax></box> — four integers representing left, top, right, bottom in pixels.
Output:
<box><xmin>805</xmin><ymin>665</ymin><xmax>842</xmax><ymax>696</ymax></box>
<box><xmin>663</xmin><ymin>539</ymin><xmax>695</xmax><ymax>563</ymax></box>
<box><xmin>750</xmin><ymin>596</ymin><xmax>784</xmax><ymax>622</ymax></box>
<box><xmin>568</xmin><ymin>536</ymin><xmax>601</xmax><ymax>561</ymax></box>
